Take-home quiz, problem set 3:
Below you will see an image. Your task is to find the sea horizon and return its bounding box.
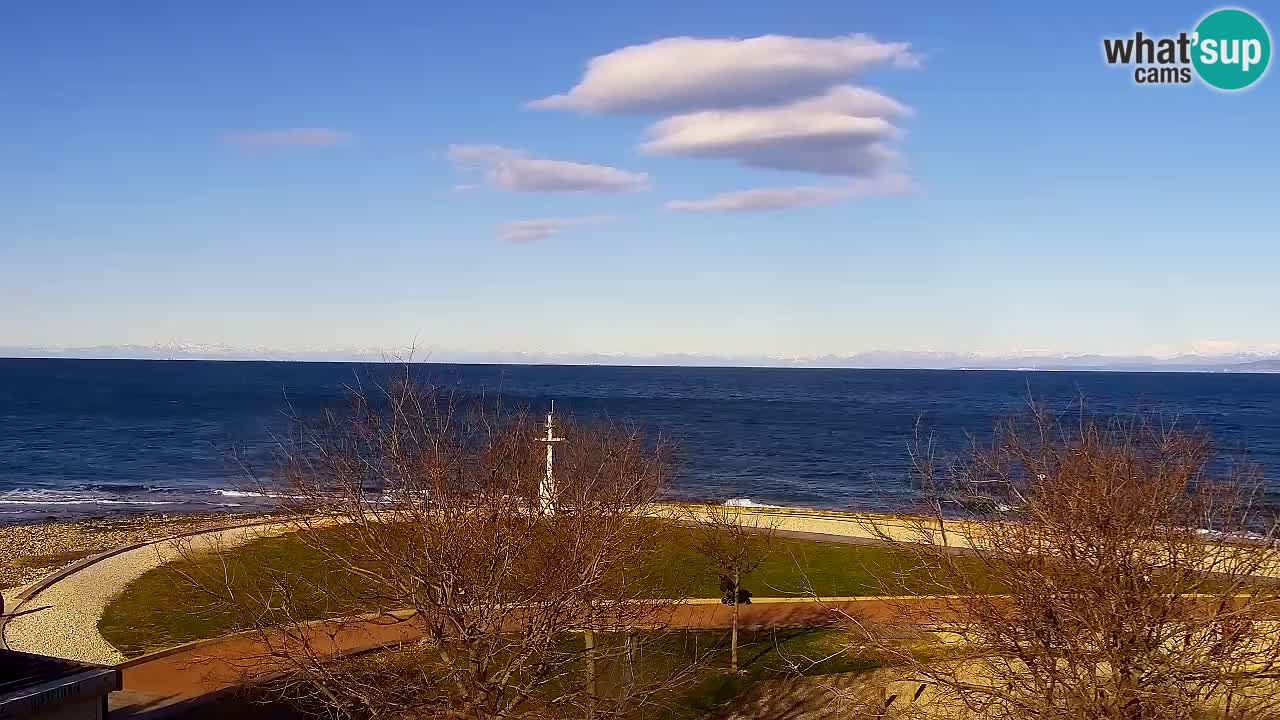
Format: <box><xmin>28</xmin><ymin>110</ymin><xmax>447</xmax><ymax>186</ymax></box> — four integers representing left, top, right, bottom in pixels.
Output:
<box><xmin>3</xmin><ymin>353</ymin><xmax>1279</xmax><ymax>375</ymax></box>
<box><xmin>3</xmin><ymin>357</ymin><xmax>1279</xmax><ymax>524</ymax></box>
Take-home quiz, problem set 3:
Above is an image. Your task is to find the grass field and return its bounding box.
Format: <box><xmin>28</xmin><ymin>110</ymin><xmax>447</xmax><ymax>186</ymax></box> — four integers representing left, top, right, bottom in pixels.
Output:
<box><xmin>99</xmin><ymin>522</ymin><xmax>990</xmax><ymax>657</ymax></box>
<box><xmin>653</xmin><ymin>628</ymin><xmax>880</xmax><ymax>718</ymax></box>
<box><xmin>150</xmin><ymin>627</ymin><xmax>877</xmax><ymax>720</ymax></box>
<box><xmin>539</xmin><ymin>628</ymin><xmax>880</xmax><ymax>719</ymax></box>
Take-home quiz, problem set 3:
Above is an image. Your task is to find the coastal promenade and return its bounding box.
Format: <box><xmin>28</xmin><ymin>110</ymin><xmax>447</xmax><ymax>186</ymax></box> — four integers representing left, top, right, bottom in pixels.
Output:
<box><xmin>6</xmin><ymin>504</ymin><xmax>1273</xmax><ymax>664</ymax></box>
<box><xmin>8</xmin><ymin>505</ymin><xmax>1274</xmax><ymax>718</ymax></box>
<box><xmin>1</xmin><ymin>506</ymin><xmax>941</xmax><ymax>718</ymax></box>
<box><xmin>0</xmin><ymin>506</ymin><xmax>938</xmax><ymax>664</ymax></box>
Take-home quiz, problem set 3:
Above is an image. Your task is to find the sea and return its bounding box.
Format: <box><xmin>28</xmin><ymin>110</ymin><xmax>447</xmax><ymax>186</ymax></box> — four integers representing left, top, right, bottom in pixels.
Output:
<box><xmin>2</xmin><ymin>358</ymin><xmax>1279</xmax><ymax>524</ymax></box>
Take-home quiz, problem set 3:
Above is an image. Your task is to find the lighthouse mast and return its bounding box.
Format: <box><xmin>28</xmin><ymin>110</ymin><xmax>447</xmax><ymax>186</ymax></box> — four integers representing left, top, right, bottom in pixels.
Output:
<box><xmin>538</xmin><ymin>401</ymin><xmax>564</xmax><ymax>514</ymax></box>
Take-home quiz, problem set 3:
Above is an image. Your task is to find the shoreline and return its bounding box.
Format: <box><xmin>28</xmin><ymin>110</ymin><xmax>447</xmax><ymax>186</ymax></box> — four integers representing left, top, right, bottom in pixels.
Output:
<box><xmin>0</xmin><ymin>495</ymin><xmax>839</xmax><ymax>529</ymax></box>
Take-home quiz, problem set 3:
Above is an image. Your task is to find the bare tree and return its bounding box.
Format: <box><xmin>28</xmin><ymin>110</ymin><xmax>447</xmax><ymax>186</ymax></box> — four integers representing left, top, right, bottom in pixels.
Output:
<box><xmin>176</xmin><ymin>372</ymin><xmax>697</xmax><ymax>720</ymax></box>
<box><xmin>687</xmin><ymin>504</ymin><xmax>777</xmax><ymax>673</ymax></box>
<box><xmin>851</xmin><ymin>406</ymin><xmax>1280</xmax><ymax>720</ymax></box>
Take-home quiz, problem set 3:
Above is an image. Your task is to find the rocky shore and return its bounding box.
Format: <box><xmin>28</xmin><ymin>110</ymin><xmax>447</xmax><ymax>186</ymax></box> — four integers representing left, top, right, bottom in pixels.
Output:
<box><xmin>0</xmin><ymin>512</ymin><xmax>273</xmax><ymax>593</ymax></box>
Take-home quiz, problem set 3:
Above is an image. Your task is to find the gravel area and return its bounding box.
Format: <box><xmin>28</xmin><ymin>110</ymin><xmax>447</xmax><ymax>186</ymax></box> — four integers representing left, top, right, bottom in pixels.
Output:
<box><xmin>2</xmin><ymin>517</ymin><xmax>291</xmax><ymax>664</ymax></box>
<box><xmin>0</xmin><ymin>513</ymin><xmax>273</xmax><ymax>592</ymax></box>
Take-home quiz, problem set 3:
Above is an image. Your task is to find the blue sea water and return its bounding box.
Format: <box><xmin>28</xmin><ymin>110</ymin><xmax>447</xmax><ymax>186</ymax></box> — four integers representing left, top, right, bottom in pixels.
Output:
<box><xmin>1</xmin><ymin>358</ymin><xmax>1278</xmax><ymax>523</ymax></box>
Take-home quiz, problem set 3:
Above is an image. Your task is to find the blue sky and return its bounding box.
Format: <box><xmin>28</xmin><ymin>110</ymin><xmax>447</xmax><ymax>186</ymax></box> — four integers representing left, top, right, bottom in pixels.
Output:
<box><xmin>2</xmin><ymin>0</ymin><xmax>1277</xmax><ymax>360</ymax></box>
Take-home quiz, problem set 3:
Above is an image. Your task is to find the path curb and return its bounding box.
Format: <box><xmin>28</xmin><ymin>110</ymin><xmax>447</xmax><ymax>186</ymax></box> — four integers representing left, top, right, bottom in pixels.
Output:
<box><xmin>0</xmin><ymin>516</ymin><xmax>288</xmax><ymax>651</ymax></box>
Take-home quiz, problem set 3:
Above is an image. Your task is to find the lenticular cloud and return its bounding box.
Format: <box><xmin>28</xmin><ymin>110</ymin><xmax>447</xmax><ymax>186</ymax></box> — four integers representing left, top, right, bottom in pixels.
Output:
<box><xmin>448</xmin><ymin>144</ymin><xmax>649</xmax><ymax>193</ymax></box>
<box><xmin>639</xmin><ymin>86</ymin><xmax>909</xmax><ymax>176</ymax></box>
<box><xmin>529</xmin><ymin>34</ymin><xmax>919</xmax><ymax>114</ymax></box>
<box><xmin>531</xmin><ymin>33</ymin><xmax>920</xmax><ymax>210</ymax></box>
<box><xmin>665</xmin><ymin>175</ymin><xmax>913</xmax><ymax>213</ymax></box>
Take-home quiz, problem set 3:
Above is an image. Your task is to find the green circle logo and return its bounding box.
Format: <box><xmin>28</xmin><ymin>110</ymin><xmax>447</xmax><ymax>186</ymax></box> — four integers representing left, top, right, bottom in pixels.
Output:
<box><xmin>1193</xmin><ymin>8</ymin><xmax>1271</xmax><ymax>90</ymax></box>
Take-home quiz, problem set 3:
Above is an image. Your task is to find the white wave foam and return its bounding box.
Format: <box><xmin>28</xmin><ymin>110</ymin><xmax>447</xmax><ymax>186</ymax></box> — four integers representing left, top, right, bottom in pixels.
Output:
<box><xmin>0</xmin><ymin>486</ymin><xmax>268</xmax><ymax>517</ymax></box>
<box><xmin>217</xmin><ymin>487</ymin><xmax>404</xmax><ymax>503</ymax></box>
<box><xmin>722</xmin><ymin>497</ymin><xmax>785</xmax><ymax>508</ymax></box>
<box><xmin>214</xmin><ymin>488</ymin><xmax>308</xmax><ymax>500</ymax></box>
<box><xmin>0</xmin><ymin>488</ymin><xmax>187</xmax><ymax>507</ymax></box>
<box><xmin>0</xmin><ymin>498</ymin><xmax>180</xmax><ymax>506</ymax></box>
<box><xmin>213</xmin><ymin>489</ymin><xmax>263</xmax><ymax>498</ymax></box>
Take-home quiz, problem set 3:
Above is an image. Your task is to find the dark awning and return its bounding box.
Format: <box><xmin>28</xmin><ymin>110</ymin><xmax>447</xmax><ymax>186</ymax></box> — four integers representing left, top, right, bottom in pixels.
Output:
<box><xmin>0</xmin><ymin>650</ymin><xmax>121</xmax><ymax>719</ymax></box>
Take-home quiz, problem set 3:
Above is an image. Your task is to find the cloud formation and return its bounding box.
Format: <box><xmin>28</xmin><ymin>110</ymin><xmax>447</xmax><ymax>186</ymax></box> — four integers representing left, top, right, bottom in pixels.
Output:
<box><xmin>529</xmin><ymin>34</ymin><xmax>919</xmax><ymax>114</ymax></box>
<box><xmin>449</xmin><ymin>145</ymin><xmax>648</xmax><ymax>193</ymax></box>
<box><xmin>224</xmin><ymin>128</ymin><xmax>350</xmax><ymax>148</ymax></box>
<box><xmin>496</xmin><ymin>215</ymin><xmax>612</xmax><ymax>243</ymax></box>
<box><xmin>666</xmin><ymin>174</ymin><xmax>913</xmax><ymax>212</ymax></box>
<box><xmin>531</xmin><ymin>35</ymin><xmax>918</xmax><ymax>198</ymax></box>
<box><xmin>640</xmin><ymin>85</ymin><xmax>909</xmax><ymax>176</ymax></box>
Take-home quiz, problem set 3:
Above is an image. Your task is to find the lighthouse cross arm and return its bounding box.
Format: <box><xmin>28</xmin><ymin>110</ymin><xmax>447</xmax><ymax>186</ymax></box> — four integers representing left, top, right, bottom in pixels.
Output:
<box><xmin>542</xmin><ymin>411</ymin><xmax>565</xmax><ymax>444</ymax></box>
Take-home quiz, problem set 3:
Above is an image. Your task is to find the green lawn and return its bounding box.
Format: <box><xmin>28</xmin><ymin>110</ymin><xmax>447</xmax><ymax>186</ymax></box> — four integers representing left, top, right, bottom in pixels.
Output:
<box><xmin>100</xmin><ymin>522</ymin><xmax>991</xmax><ymax>658</ymax></box>
<box><xmin>650</xmin><ymin>529</ymin><xmax>974</xmax><ymax>599</ymax></box>
<box><xmin>100</xmin><ymin>529</ymin><xmax>360</xmax><ymax>657</ymax></box>
<box><xmin>168</xmin><ymin>628</ymin><xmax>875</xmax><ymax>720</ymax></box>
<box><xmin>552</xmin><ymin>628</ymin><xmax>878</xmax><ymax>720</ymax></box>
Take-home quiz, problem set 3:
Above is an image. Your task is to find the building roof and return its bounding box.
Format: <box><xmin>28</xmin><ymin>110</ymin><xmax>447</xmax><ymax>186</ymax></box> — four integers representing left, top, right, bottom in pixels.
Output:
<box><xmin>0</xmin><ymin>650</ymin><xmax>120</xmax><ymax>718</ymax></box>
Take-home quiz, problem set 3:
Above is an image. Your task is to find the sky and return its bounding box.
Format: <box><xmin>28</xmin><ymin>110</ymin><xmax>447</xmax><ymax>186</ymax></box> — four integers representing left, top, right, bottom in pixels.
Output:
<box><xmin>2</xmin><ymin>0</ymin><xmax>1278</xmax><ymax>361</ymax></box>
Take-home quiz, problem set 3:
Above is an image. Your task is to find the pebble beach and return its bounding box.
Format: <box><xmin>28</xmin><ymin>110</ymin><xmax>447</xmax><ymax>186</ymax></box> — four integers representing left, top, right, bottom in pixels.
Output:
<box><xmin>0</xmin><ymin>512</ymin><xmax>272</xmax><ymax>594</ymax></box>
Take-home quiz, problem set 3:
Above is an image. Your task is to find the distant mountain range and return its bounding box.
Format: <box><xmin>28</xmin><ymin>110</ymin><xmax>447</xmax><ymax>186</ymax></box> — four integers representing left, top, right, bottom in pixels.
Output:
<box><xmin>3</xmin><ymin>343</ymin><xmax>1279</xmax><ymax>373</ymax></box>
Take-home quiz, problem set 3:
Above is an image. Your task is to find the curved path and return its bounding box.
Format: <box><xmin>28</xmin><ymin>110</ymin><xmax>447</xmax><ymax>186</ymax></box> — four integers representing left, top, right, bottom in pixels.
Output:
<box><xmin>2</xmin><ymin>519</ymin><xmax>300</xmax><ymax>663</ymax></box>
<box><xmin>0</xmin><ymin>506</ymin><xmax>959</xmax><ymax>719</ymax></box>
<box><xmin>1</xmin><ymin>507</ymin><xmax>929</xmax><ymax>664</ymax></box>
<box><xmin>11</xmin><ymin>505</ymin><xmax>1273</xmax><ymax>718</ymax></box>
<box><xmin>107</xmin><ymin>596</ymin><xmax>948</xmax><ymax>719</ymax></box>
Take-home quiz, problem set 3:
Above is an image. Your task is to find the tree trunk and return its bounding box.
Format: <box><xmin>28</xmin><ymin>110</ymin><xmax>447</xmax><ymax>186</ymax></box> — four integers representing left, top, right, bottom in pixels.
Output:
<box><xmin>584</xmin><ymin>628</ymin><xmax>598</xmax><ymax>718</ymax></box>
<box><xmin>731</xmin><ymin>569</ymin><xmax>740</xmax><ymax>673</ymax></box>
<box><xmin>623</xmin><ymin>633</ymin><xmax>635</xmax><ymax>698</ymax></box>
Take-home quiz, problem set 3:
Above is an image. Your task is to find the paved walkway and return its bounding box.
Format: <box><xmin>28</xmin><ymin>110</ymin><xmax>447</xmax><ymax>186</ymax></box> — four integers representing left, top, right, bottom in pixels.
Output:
<box><xmin>107</xmin><ymin>596</ymin><xmax>954</xmax><ymax>719</ymax></box>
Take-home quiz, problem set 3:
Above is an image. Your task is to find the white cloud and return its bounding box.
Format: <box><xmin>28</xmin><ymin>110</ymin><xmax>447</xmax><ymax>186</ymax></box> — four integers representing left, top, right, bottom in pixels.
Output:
<box><xmin>640</xmin><ymin>86</ymin><xmax>909</xmax><ymax>176</ymax></box>
<box><xmin>448</xmin><ymin>145</ymin><xmax>648</xmax><ymax>193</ymax></box>
<box><xmin>496</xmin><ymin>215</ymin><xmax>613</xmax><ymax>243</ymax></box>
<box><xmin>224</xmin><ymin>128</ymin><xmax>350</xmax><ymax>148</ymax></box>
<box><xmin>666</xmin><ymin>174</ymin><xmax>913</xmax><ymax>212</ymax></box>
<box><xmin>529</xmin><ymin>34</ymin><xmax>919</xmax><ymax>114</ymax></box>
